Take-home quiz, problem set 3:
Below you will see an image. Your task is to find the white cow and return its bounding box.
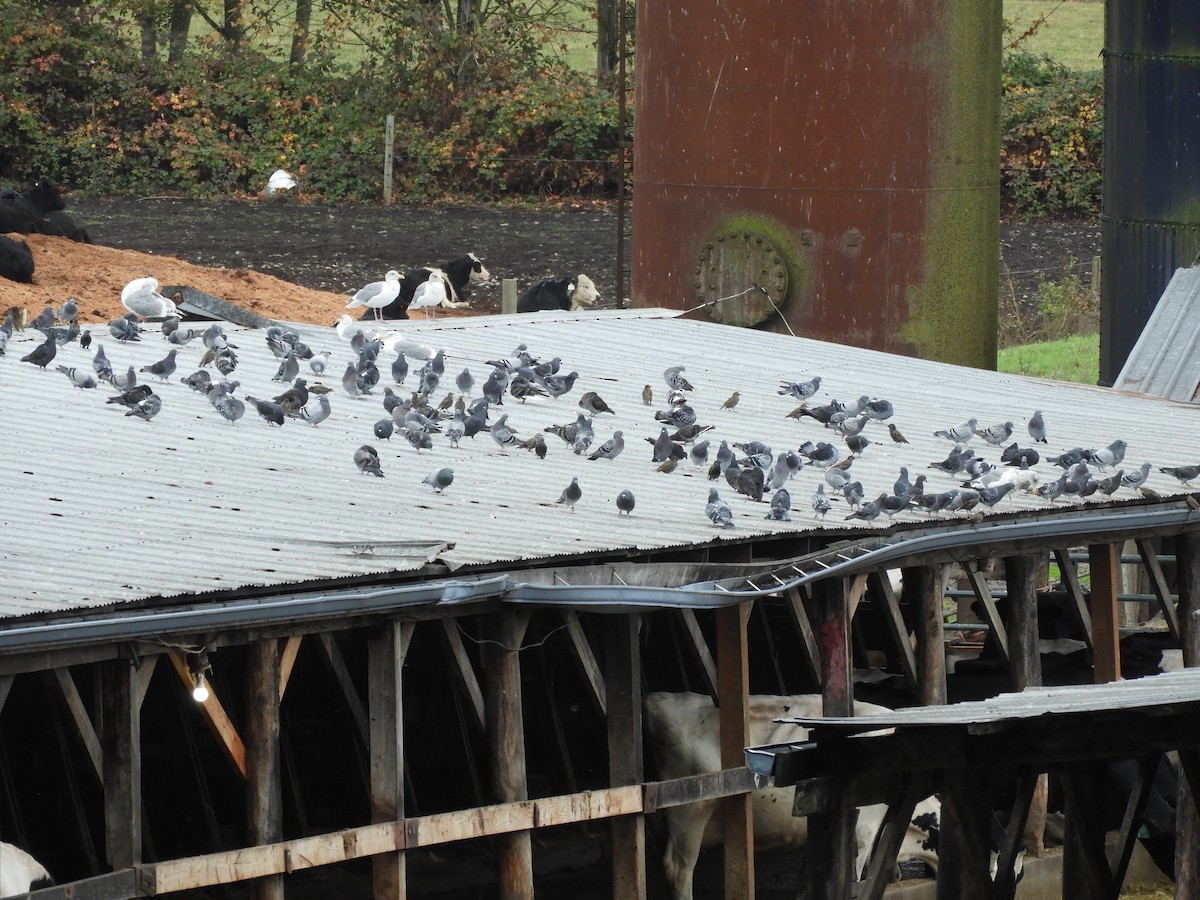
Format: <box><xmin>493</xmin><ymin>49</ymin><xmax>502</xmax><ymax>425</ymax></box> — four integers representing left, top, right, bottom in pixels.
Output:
<box><xmin>643</xmin><ymin>692</ymin><xmax>939</xmax><ymax>900</ymax></box>
<box><xmin>0</xmin><ymin>841</ymin><xmax>53</xmax><ymax>897</ymax></box>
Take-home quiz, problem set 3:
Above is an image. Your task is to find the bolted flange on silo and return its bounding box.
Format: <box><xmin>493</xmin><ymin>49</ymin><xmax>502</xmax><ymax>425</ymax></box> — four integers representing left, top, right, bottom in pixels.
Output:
<box><xmin>630</xmin><ymin>1</ymin><xmax>1002</xmax><ymax>368</ymax></box>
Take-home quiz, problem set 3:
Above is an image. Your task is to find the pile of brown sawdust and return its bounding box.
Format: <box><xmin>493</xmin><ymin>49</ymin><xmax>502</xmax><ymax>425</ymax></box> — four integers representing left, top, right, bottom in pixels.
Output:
<box><xmin>1</xmin><ymin>233</ymin><xmax>480</xmax><ymax>326</ymax></box>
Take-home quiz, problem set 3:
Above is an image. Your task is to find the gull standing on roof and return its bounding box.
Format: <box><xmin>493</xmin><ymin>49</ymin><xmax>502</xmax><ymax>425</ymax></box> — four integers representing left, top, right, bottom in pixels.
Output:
<box><xmin>121</xmin><ymin>277</ymin><xmax>179</xmax><ymax>319</ymax></box>
<box><xmin>408</xmin><ymin>272</ymin><xmax>445</xmax><ymax>319</ymax></box>
<box><xmin>346</xmin><ymin>270</ymin><xmax>401</xmax><ymax>322</ymax></box>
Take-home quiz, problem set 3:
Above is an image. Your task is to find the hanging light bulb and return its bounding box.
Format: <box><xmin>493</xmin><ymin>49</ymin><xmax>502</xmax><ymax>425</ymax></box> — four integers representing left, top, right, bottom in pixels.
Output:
<box><xmin>191</xmin><ymin>671</ymin><xmax>210</xmax><ymax>703</ymax></box>
<box><xmin>187</xmin><ymin>649</ymin><xmax>212</xmax><ymax>703</ymax></box>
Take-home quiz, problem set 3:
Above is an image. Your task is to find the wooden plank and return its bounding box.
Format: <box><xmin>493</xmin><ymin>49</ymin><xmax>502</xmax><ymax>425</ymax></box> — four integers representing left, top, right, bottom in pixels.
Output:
<box><xmin>319</xmin><ymin>632</ymin><xmax>369</xmax><ymax>743</ymax></box>
<box><xmin>1110</xmin><ymin>755</ymin><xmax>1157</xmax><ymax>889</ymax></box>
<box><xmin>0</xmin><ymin>674</ymin><xmax>13</xmax><ymax>713</ymax></box>
<box><xmin>815</xmin><ymin>578</ymin><xmax>853</xmax><ymax>716</ymax></box>
<box><xmin>407</xmin><ymin>802</ymin><xmax>535</xmax><ymax>847</ymax></box>
<box><xmin>805</xmin><ymin>795</ymin><xmax>854</xmax><ymax>900</ymax></box>
<box><xmin>102</xmin><ymin>658</ymin><xmax>141</xmax><ymax>868</ymax></box>
<box><xmin>937</xmin><ymin>774</ymin><xmax>997</xmax><ymax>900</ymax></box>
<box><xmin>53</xmin><ymin>667</ymin><xmax>103</xmax><ymax>783</ymax></box>
<box><xmin>246</xmin><ymin>640</ymin><xmax>283</xmax><ymax>900</ymax></box>
<box><xmin>783</xmin><ymin>586</ymin><xmax>822</xmax><ymax>687</ymax></box>
<box><xmin>1088</xmin><ymin>543</ymin><xmax>1122</xmax><ymax>684</ymax></box>
<box><xmin>856</xmin><ymin>775</ymin><xmax>923</xmax><ymax>900</ymax></box>
<box><xmin>25</xmin><ymin>868</ymin><xmax>139</xmax><ymax>900</ymax></box>
<box><xmin>995</xmin><ymin>769</ymin><xmax>1038</xmax><ymax>892</ymax></box>
<box><xmin>1178</xmin><ymin>745</ymin><xmax>1200</xmax><ymax>894</ymax></box>
<box><xmin>439</xmin><ymin>618</ymin><xmax>486</xmax><ymax>733</ymax></box>
<box><xmin>534</xmin><ymin>785</ymin><xmax>643</xmax><ymax>827</ymax></box>
<box><xmin>1061</xmin><ymin>767</ymin><xmax>1118</xmax><ymax>899</ymax></box>
<box><xmin>483</xmin><ymin>610</ymin><xmax>533</xmax><ymax>900</ymax></box>
<box><xmin>562</xmin><ymin>610</ymin><xmax>606</xmax><ymax>717</ymax></box>
<box><xmin>134</xmin><ymin>655</ymin><xmax>158</xmax><ymax>712</ymax></box>
<box><xmin>867</xmin><ymin>571</ymin><xmax>918</xmax><ymax>692</ymax></box>
<box><xmin>905</xmin><ymin>565</ymin><xmax>946</xmax><ymax>705</ymax></box>
<box><xmin>167</xmin><ymin>652</ymin><xmax>247</xmax><ymax>779</ymax></box>
<box><xmin>646</xmin><ymin>768</ymin><xmax>758</xmax><ymax>811</ymax></box>
<box><xmin>606</xmin><ymin>614</ymin><xmax>647</xmax><ymax>900</ymax></box>
<box><xmin>1053</xmin><ymin>548</ymin><xmax>1094</xmax><ymax>650</ymax></box>
<box><xmin>278</xmin><ymin>635</ymin><xmax>303</xmax><ymax>700</ymax></box>
<box><xmin>677</xmin><ymin>608</ymin><xmax>718</xmax><ymax>701</ymax></box>
<box><xmin>963</xmin><ymin>560</ymin><xmax>1010</xmax><ymax>663</ymax></box>
<box><xmin>1178</xmin><ymin>531</ymin><xmax>1200</xmax><ymax>667</ymax></box>
<box><xmin>1005</xmin><ymin>554</ymin><xmax>1043</xmax><ymax>692</ymax></box>
<box><xmin>1136</xmin><ymin>538</ymin><xmax>1181</xmax><ymax>641</ymax></box>
<box><xmin>716</xmin><ymin>602</ymin><xmax>753</xmax><ymax>900</ymax></box>
<box><xmin>368</xmin><ymin>622</ymin><xmax>406</xmax><ymax>900</ymax></box>
<box><xmin>144</xmin><ymin>823</ymin><xmax>403</xmax><ymax>893</ymax></box>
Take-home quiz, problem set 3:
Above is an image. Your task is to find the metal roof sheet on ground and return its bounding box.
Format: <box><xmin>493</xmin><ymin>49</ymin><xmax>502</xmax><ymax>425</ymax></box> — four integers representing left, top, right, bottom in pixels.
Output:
<box><xmin>4</xmin><ymin>308</ymin><xmax>1200</xmax><ymax>623</ymax></box>
<box><xmin>1114</xmin><ymin>264</ymin><xmax>1200</xmax><ymax>402</ymax></box>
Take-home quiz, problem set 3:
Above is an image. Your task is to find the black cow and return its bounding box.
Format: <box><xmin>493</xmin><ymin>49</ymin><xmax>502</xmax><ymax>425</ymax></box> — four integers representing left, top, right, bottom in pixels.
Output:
<box><xmin>516</xmin><ymin>273</ymin><xmax>599</xmax><ymax>313</ymax></box>
<box><xmin>368</xmin><ymin>253</ymin><xmax>491</xmax><ymax>320</ymax></box>
<box><xmin>24</xmin><ymin>179</ymin><xmax>91</xmax><ymax>243</ymax></box>
<box><xmin>0</xmin><ymin>234</ymin><xmax>34</xmax><ymax>283</ymax></box>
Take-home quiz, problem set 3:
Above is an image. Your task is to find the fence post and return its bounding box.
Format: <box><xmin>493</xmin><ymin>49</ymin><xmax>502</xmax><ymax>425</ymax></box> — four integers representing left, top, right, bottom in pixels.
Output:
<box><xmin>383</xmin><ymin>114</ymin><xmax>395</xmax><ymax>206</ymax></box>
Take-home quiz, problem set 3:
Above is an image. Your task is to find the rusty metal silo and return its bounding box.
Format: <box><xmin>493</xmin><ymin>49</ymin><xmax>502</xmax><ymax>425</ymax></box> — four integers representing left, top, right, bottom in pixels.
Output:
<box><xmin>631</xmin><ymin>1</ymin><xmax>1002</xmax><ymax>368</ymax></box>
<box><xmin>1100</xmin><ymin>0</ymin><xmax>1200</xmax><ymax>386</ymax></box>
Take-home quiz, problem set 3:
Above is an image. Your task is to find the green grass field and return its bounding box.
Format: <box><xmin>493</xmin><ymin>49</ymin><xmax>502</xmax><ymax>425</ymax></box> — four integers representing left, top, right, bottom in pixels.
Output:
<box><xmin>997</xmin><ymin>333</ymin><xmax>1099</xmax><ymax>384</ymax></box>
<box><xmin>1005</xmin><ymin>0</ymin><xmax>1104</xmax><ymax>71</ymax></box>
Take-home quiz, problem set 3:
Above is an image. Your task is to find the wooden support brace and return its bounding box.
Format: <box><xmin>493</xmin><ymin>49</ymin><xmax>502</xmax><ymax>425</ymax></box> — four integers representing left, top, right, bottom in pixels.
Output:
<box><xmin>134</xmin><ymin>655</ymin><xmax>157</xmax><ymax>712</ymax></box>
<box><xmin>676</xmin><ymin>608</ymin><xmax>718</xmax><ymax>701</ymax></box>
<box><xmin>1088</xmin><ymin>544</ymin><xmax>1122</xmax><ymax>684</ymax></box>
<box><xmin>279</xmin><ymin>635</ymin><xmax>303</xmax><ymax>700</ymax></box>
<box><xmin>866</xmin><ymin>570</ymin><xmax>918</xmax><ymax>693</ymax></box>
<box><xmin>440</xmin><ymin>618</ymin><xmax>486</xmax><ymax>733</ymax></box>
<box><xmin>1061</xmin><ymin>766</ymin><xmax>1119</xmax><ymax>899</ymax></box>
<box><xmin>855</xmin><ymin>774</ymin><xmax>924</xmax><ymax>900</ymax></box>
<box><xmin>562</xmin><ymin>610</ymin><xmax>606</xmax><ymax>717</ymax></box>
<box><xmin>318</xmin><ymin>632</ymin><xmax>370</xmax><ymax>744</ymax></box>
<box><xmin>1110</xmin><ymin>754</ymin><xmax>1159</xmax><ymax>890</ymax></box>
<box><xmin>937</xmin><ymin>774</ymin><xmax>997</xmax><ymax>900</ymax></box>
<box><xmin>964</xmin><ymin>560</ymin><xmax>1010</xmax><ymax>664</ymax></box>
<box><xmin>53</xmin><ymin>668</ymin><xmax>103</xmax><ymax>783</ymax></box>
<box><xmin>995</xmin><ymin>769</ymin><xmax>1039</xmax><ymax>896</ymax></box>
<box><xmin>1178</xmin><ymin>746</ymin><xmax>1200</xmax><ymax>891</ymax></box>
<box><xmin>1135</xmin><ymin>538</ymin><xmax>1181</xmax><ymax>640</ymax></box>
<box><xmin>168</xmin><ymin>652</ymin><xmax>247</xmax><ymax>779</ymax></box>
<box><xmin>783</xmin><ymin>586</ymin><xmax>822</xmax><ymax>688</ymax></box>
<box><xmin>1053</xmin><ymin>548</ymin><xmax>1094</xmax><ymax>650</ymax></box>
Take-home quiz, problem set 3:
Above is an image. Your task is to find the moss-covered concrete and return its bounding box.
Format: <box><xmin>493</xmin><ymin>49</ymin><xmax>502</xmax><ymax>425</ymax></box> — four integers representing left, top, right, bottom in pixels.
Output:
<box><xmin>899</xmin><ymin>0</ymin><xmax>1002</xmax><ymax>369</ymax></box>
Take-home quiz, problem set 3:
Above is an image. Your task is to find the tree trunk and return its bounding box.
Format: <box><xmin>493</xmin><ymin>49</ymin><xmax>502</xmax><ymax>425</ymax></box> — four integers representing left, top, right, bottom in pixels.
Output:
<box><xmin>224</xmin><ymin>0</ymin><xmax>245</xmax><ymax>47</ymax></box>
<box><xmin>167</xmin><ymin>0</ymin><xmax>193</xmax><ymax>64</ymax></box>
<box><xmin>290</xmin><ymin>0</ymin><xmax>311</xmax><ymax>65</ymax></box>
<box><xmin>139</xmin><ymin>11</ymin><xmax>158</xmax><ymax>62</ymax></box>
<box><xmin>596</xmin><ymin>0</ymin><xmax>619</xmax><ymax>78</ymax></box>
<box><xmin>457</xmin><ymin>0</ymin><xmax>476</xmax><ymax>33</ymax></box>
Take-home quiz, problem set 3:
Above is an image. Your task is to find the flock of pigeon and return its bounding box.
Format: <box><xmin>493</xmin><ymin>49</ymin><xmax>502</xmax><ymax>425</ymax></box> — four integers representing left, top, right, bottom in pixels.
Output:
<box><xmin>6</xmin><ymin>273</ymin><xmax>1200</xmax><ymax>541</ymax></box>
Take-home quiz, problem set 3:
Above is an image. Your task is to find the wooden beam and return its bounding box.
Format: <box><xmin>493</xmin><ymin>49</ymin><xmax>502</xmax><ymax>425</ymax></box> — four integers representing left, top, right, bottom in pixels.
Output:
<box><xmin>562</xmin><ymin>610</ymin><xmax>606</xmax><ymax>717</ymax></box>
<box><xmin>1061</xmin><ymin>766</ymin><xmax>1118</xmax><ymax>899</ymax></box>
<box><xmin>1179</xmin><ymin>531</ymin><xmax>1200</xmax><ymax>896</ymax></box>
<box><xmin>53</xmin><ymin>667</ymin><xmax>103</xmax><ymax>783</ymax></box>
<box><xmin>167</xmin><ymin>652</ymin><xmax>247</xmax><ymax>779</ymax></box>
<box><xmin>1110</xmin><ymin>755</ymin><xmax>1158</xmax><ymax>889</ymax></box>
<box><xmin>318</xmin><ymin>632</ymin><xmax>369</xmax><ymax>744</ymax></box>
<box><xmin>134</xmin><ymin>655</ymin><xmax>158</xmax><ymax>712</ymax></box>
<box><xmin>1088</xmin><ymin>543</ymin><xmax>1122</xmax><ymax>684</ymax></box>
<box><xmin>25</xmin><ymin>868</ymin><xmax>140</xmax><ymax>900</ymax></box>
<box><xmin>855</xmin><ymin>774</ymin><xmax>924</xmax><ymax>900</ymax></box>
<box><xmin>1135</xmin><ymin>538</ymin><xmax>1181</xmax><ymax>640</ymax></box>
<box><xmin>964</xmin><ymin>560</ymin><xmax>1010</xmax><ymax>663</ymax></box>
<box><xmin>905</xmin><ymin>565</ymin><xmax>946</xmax><ymax>705</ymax></box>
<box><xmin>867</xmin><ymin>571</ymin><xmax>918</xmax><ymax>692</ymax></box>
<box><xmin>716</xmin><ymin>602</ymin><xmax>752</xmax><ymax>900</ymax></box>
<box><xmin>102</xmin><ymin>658</ymin><xmax>141</xmax><ymax>869</ymax></box>
<box><xmin>815</xmin><ymin>578</ymin><xmax>853</xmax><ymax>717</ymax></box>
<box><xmin>676</xmin><ymin>608</ymin><xmax>718</xmax><ymax>701</ymax></box>
<box><xmin>368</xmin><ymin>622</ymin><xmax>410</xmax><ymax>900</ymax></box>
<box><xmin>805</xmin><ymin>786</ymin><xmax>854</xmax><ymax>900</ymax></box>
<box><xmin>605</xmin><ymin>613</ymin><xmax>646</xmax><ymax>900</ymax></box>
<box><xmin>644</xmin><ymin>768</ymin><xmax>757</xmax><ymax>812</ymax></box>
<box><xmin>439</xmin><ymin>618</ymin><xmax>486</xmax><ymax>733</ymax></box>
<box><xmin>246</xmin><ymin>640</ymin><xmax>283</xmax><ymax>900</ymax></box>
<box><xmin>937</xmin><ymin>773</ymin><xmax>998</xmax><ymax>900</ymax></box>
<box><xmin>483</xmin><ymin>610</ymin><xmax>533</xmax><ymax>900</ymax></box>
<box><xmin>1178</xmin><ymin>530</ymin><xmax>1200</xmax><ymax>667</ymax></box>
<box><xmin>0</xmin><ymin>674</ymin><xmax>13</xmax><ymax>714</ymax></box>
<box><xmin>782</xmin><ymin>586</ymin><xmax>822</xmax><ymax>687</ymax></box>
<box><xmin>1004</xmin><ymin>554</ymin><xmax>1043</xmax><ymax>692</ymax></box>
<box><xmin>1053</xmin><ymin>548</ymin><xmax>1094</xmax><ymax>649</ymax></box>
<box><xmin>279</xmin><ymin>635</ymin><xmax>303</xmax><ymax>700</ymax></box>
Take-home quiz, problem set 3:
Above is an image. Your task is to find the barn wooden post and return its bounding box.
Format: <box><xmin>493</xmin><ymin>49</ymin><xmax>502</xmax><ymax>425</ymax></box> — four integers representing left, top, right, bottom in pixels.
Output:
<box><xmin>101</xmin><ymin>657</ymin><xmax>141</xmax><ymax>869</ymax></box>
<box><xmin>808</xmin><ymin>577</ymin><xmax>853</xmax><ymax>900</ymax></box>
<box><xmin>1088</xmin><ymin>543</ymin><xmax>1122</xmax><ymax>684</ymax></box>
<box><xmin>483</xmin><ymin>610</ymin><xmax>534</xmax><ymax>900</ymax></box>
<box><xmin>1176</xmin><ymin>531</ymin><xmax>1200</xmax><ymax>893</ymax></box>
<box><xmin>905</xmin><ymin>565</ymin><xmax>947</xmax><ymax>705</ymax></box>
<box><xmin>246</xmin><ymin>640</ymin><xmax>283</xmax><ymax>900</ymax></box>
<box><xmin>716</xmin><ymin>602</ymin><xmax>753</xmax><ymax>900</ymax></box>
<box><xmin>605</xmin><ymin>613</ymin><xmax>646</xmax><ymax>900</ymax></box>
<box><xmin>369</xmin><ymin>621</ymin><xmax>412</xmax><ymax>899</ymax></box>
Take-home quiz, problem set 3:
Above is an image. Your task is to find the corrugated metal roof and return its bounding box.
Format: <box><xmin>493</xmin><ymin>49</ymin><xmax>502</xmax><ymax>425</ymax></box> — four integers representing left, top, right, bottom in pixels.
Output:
<box><xmin>4</xmin><ymin>309</ymin><xmax>1199</xmax><ymax>622</ymax></box>
<box><xmin>1114</xmin><ymin>264</ymin><xmax>1200</xmax><ymax>402</ymax></box>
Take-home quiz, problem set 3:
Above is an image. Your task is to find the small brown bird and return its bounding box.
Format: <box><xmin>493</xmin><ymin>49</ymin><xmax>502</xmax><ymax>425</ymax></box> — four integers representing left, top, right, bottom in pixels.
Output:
<box><xmin>721</xmin><ymin>391</ymin><xmax>740</xmax><ymax>411</ymax></box>
<box><xmin>438</xmin><ymin>392</ymin><xmax>455</xmax><ymax>410</ymax></box>
<box><xmin>656</xmin><ymin>457</ymin><xmax>679</xmax><ymax>474</ymax></box>
<box><xmin>887</xmin><ymin>423</ymin><xmax>909</xmax><ymax>444</ymax></box>
<box><xmin>309</xmin><ymin>383</ymin><xmax>334</xmax><ymax>395</ymax></box>
<box><xmin>642</xmin><ymin>384</ymin><xmax>653</xmax><ymax>406</ymax></box>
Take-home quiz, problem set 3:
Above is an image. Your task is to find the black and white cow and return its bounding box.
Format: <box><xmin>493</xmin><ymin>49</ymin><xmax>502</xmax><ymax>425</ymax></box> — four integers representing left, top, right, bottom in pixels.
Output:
<box><xmin>0</xmin><ymin>841</ymin><xmax>53</xmax><ymax>896</ymax></box>
<box><xmin>368</xmin><ymin>253</ymin><xmax>491</xmax><ymax>320</ymax></box>
<box><xmin>0</xmin><ymin>234</ymin><xmax>34</xmax><ymax>283</ymax></box>
<box><xmin>643</xmin><ymin>692</ymin><xmax>941</xmax><ymax>900</ymax></box>
<box><xmin>516</xmin><ymin>273</ymin><xmax>599</xmax><ymax>313</ymax></box>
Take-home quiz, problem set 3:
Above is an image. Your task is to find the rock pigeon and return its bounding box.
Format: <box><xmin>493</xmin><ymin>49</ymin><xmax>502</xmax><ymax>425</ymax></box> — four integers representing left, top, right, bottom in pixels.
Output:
<box><xmin>56</xmin><ymin>297</ymin><xmax>78</xmax><ymax>323</ymax></box>
<box><xmin>862</xmin><ymin>398</ymin><xmax>895</xmax><ymax>420</ymax></box>
<box><xmin>140</xmin><ymin>349</ymin><xmax>178</xmax><ymax>383</ymax></box>
<box><xmin>690</xmin><ymin>440</ymin><xmax>711</xmax><ymax>467</ymax></box>
<box><xmin>244</xmin><ymin>396</ymin><xmax>285</xmax><ymax>426</ymax></box>
<box><xmin>121</xmin><ymin>277</ymin><xmax>179</xmax><ymax>319</ymax></box>
<box><xmin>588</xmin><ymin>430</ymin><xmax>624</xmax><ymax>461</ymax></box>
<box><xmin>55</xmin><ymin>365</ymin><xmax>97</xmax><ymax>389</ymax></box>
<box><xmin>20</xmin><ymin>336</ymin><xmax>57</xmax><ymax>369</ymax></box>
<box><xmin>540</xmin><ymin>370</ymin><xmax>580</xmax><ymax>399</ymax></box>
<box><xmin>374</xmin><ymin>419</ymin><xmax>394</xmax><ymax>440</ymax></box>
<box><xmin>616</xmin><ymin>489</ymin><xmax>636</xmax><ymax>516</ymax></box>
<box><xmin>846</xmin><ymin>493</ymin><xmax>887</xmax><ymax>522</ymax></box>
<box><xmin>347</xmin><ymin>270</ymin><xmax>402</xmax><ymax>321</ymax></box>
<box><xmin>423</xmin><ymin>467</ymin><xmax>455</xmax><ymax>493</ymax></box>
<box><xmin>208</xmin><ymin>386</ymin><xmax>245</xmax><ymax>424</ymax></box>
<box><xmin>107</xmin><ymin>384</ymin><xmax>153</xmax><ymax>407</ymax></box>
<box><xmin>354</xmin><ymin>445</ymin><xmax>384</xmax><ymax>476</ymax></box>
<box><xmin>299</xmin><ymin>395</ymin><xmax>331</xmax><ymax>427</ymax></box>
<box><xmin>778</xmin><ymin>376</ymin><xmax>821</xmax><ymax>400</ymax></box>
<box><xmin>124</xmin><ymin>393</ymin><xmax>162</xmax><ymax>420</ymax></box>
<box><xmin>272</xmin><ymin>351</ymin><xmax>300</xmax><ymax>383</ymax></box>
<box><xmin>1160</xmin><ymin>465</ymin><xmax>1200</xmax><ymax>487</ymax></box>
<box><xmin>108</xmin><ymin>313</ymin><xmax>142</xmax><ymax>342</ymax></box>
<box><xmin>182</xmin><ymin>369</ymin><xmax>212</xmax><ymax>394</ymax></box>
<box><xmin>1120</xmin><ymin>462</ymin><xmax>1152</xmax><ymax>491</ymax></box>
<box><xmin>1088</xmin><ymin>440</ymin><xmax>1128</xmax><ymax>471</ymax></box>
<box><xmin>1027</xmin><ymin>410</ymin><xmax>1048</xmax><ymax>443</ymax></box>
<box><xmin>578</xmin><ymin>391</ymin><xmax>614</xmax><ymax>415</ymax></box>
<box><xmin>845</xmin><ymin>434</ymin><xmax>871</xmax><ymax>456</ymax></box>
<box><xmin>490</xmin><ymin>413</ymin><xmax>519</xmax><ymax>452</ymax></box>
<box><xmin>705</xmin><ymin>488</ymin><xmax>734</xmax><ymax>528</ymax></box>
<box><xmin>934</xmin><ymin>418</ymin><xmax>978</xmax><ymax>443</ymax></box>
<box><xmin>663</xmin><ymin>366</ymin><xmax>693</xmax><ymax>392</ymax></box>
<box><xmin>812</xmin><ymin>484</ymin><xmax>832</xmax><ymax>519</ymax></box>
<box><xmin>974</xmin><ymin>421</ymin><xmax>1014</xmax><ymax>447</ymax></box>
<box><xmin>766</xmin><ymin>488</ymin><xmax>792</xmax><ymax>521</ymax></box>
<box><xmin>110</xmin><ymin>365</ymin><xmax>138</xmax><ymax>391</ymax></box>
<box><xmin>456</xmin><ymin>368</ymin><xmax>474</xmax><ymax>395</ymax></box>
<box><xmin>307</xmin><ymin>350</ymin><xmax>331</xmax><ymax>376</ymax></box>
<box><xmin>557</xmin><ymin>476</ymin><xmax>582</xmax><ymax>512</ymax></box>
